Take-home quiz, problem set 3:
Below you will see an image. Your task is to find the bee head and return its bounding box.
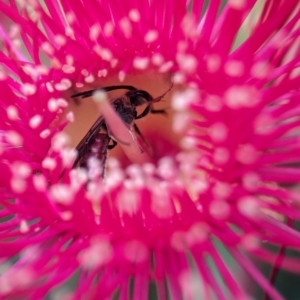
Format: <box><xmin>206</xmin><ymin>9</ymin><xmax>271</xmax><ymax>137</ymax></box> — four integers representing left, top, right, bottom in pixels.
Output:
<box><xmin>127</xmin><ymin>90</ymin><xmax>153</xmax><ymax>107</ymax></box>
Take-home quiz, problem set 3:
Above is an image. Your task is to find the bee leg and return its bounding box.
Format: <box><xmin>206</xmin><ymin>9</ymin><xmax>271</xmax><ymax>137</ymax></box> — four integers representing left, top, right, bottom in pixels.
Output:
<box><xmin>107</xmin><ymin>139</ymin><xmax>117</xmax><ymax>150</ymax></box>
<box><xmin>133</xmin><ymin>123</ymin><xmax>149</xmax><ymax>147</ymax></box>
<box><xmin>150</xmin><ymin>107</ymin><xmax>167</xmax><ymax>115</ymax></box>
<box><xmin>69</xmin><ymin>88</ymin><xmax>82</xmax><ymax>105</ymax></box>
<box><xmin>126</xmin><ymin>124</ymin><xmax>145</xmax><ymax>153</ymax></box>
<box><xmin>135</xmin><ymin>105</ymin><xmax>151</xmax><ymax>119</ymax></box>
<box><xmin>73</xmin><ymin>97</ymin><xmax>81</xmax><ymax>105</ymax></box>
<box><xmin>132</xmin><ymin>123</ymin><xmax>155</xmax><ymax>155</ymax></box>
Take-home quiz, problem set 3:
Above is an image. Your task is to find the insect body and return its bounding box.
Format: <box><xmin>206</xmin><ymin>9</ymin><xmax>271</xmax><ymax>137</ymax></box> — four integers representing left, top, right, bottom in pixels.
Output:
<box><xmin>71</xmin><ymin>85</ymin><xmax>172</xmax><ymax>175</ymax></box>
<box><xmin>78</xmin><ymin>133</ymin><xmax>110</xmax><ymax>177</ymax></box>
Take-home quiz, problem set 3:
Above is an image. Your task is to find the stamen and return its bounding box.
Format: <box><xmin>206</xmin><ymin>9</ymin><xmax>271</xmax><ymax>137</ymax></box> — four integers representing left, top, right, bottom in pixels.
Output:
<box><xmin>93</xmin><ymin>91</ymin><xmax>152</xmax><ymax>164</ymax></box>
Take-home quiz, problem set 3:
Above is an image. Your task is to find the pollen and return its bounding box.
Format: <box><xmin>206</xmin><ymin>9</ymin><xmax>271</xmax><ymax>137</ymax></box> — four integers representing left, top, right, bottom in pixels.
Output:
<box><xmin>151</xmin><ymin>184</ymin><xmax>174</xmax><ymax>218</ymax></box>
<box><xmin>157</xmin><ymin>157</ymin><xmax>177</xmax><ymax>180</ymax></box>
<box><xmin>6</xmin><ymin>130</ymin><xmax>23</xmax><ymax>147</ymax></box>
<box><xmin>128</xmin><ymin>9</ymin><xmax>141</xmax><ymax>22</ymax></box>
<box><xmin>179</xmin><ymin>270</ymin><xmax>205</xmax><ymax>299</ymax></box>
<box><xmin>171</xmin><ymin>231</ymin><xmax>188</xmax><ymax>251</ymax></box>
<box><xmin>23</xmin><ymin>65</ymin><xmax>37</xmax><ymax>77</ymax></box>
<box><xmin>51</xmin><ymin>132</ymin><xmax>71</xmax><ymax>151</ymax></box>
<box><xmin>75</xmin><ymin>82</ymin><xmax>84</xmax><ymax>88</ymax></box>
<box><xmin>70</xmin><ymin>168</ymin><xmax>88</xmax><ymax>188</ymax></box>
<box><xmin>206</xmin><ymin>54</ymin><xmax>221</xmax><ymax>73</ymax></box>
<box><xmin>29</xmin><ymin>115</ymin><xmax>42</xmax><ymax>129</ymax></box>
<box><xmin>48</xmin><ymin>98</ymin><xmax>59</xmax><ymax>112</ymax></box>
<box><xmin>118</xmin><ymin>70</ymin><xmax>126</xmax><ymax>82</ymax></box>
<box><xmin>42</xmin><ymin>157</ymin><xmax>57</xmax><ymax>170</ymax></box>
<box><xmin>236</xmin><ymin>144</ymin><xmax>258</xmax><ymax>164</ymax></box>
<box><xmin>57</xmin><ymin>98</ymin><xmax>68</xmax><ymax>108</ymax></box>
<box><xmin>65</xmin><ymin>11</ymin><xmax>75</xmax><ymax>24</ymax></box>
<box><xmin>92</xmin><ymin>90</ymin><xmax>108</xmax><ymax>104</ymax></box>
<box><xmin>84</xmin><ymin>74</ymin><xmax>95</xmax><ymax>83</ymax></box>
<box><xmin>229</xmin><ymin>0</ymin><xmax>246</xmax><ymax>10</ymax></box>
<box><xmin>50</xmin><ymin>184</ymin><xmax>74</xmax><ymax>205</ymax></box>
<box><xmin>54</xmin><ymin>78</ymin><xmax>72</xmax><ymax>91</ymax></box>
<box><xmin>11</xmin><ymin>177</ymin><xmax>26</xmax><ymax>193</ymax></box>
<box><xmin>133</xmin><ymin>57</ymin><xmax>150</xmax><ymax>70</ymax></box>
<box><xmin>98</xmin><ymin>69</ymin><xmax>108</xmax><ymax>77</ymax></box>
<box><xmin>35</xmin><ymin>65</ymin><xmax>49</xmax><ymax>75</ymax></box>
<box><xmin>93</xmin><ymin>45</ymin><xmax>113</xmax><ymax>61</ymax></box>
<box><xmin>241</xmin><ymin>233</ymin><xmax>260</xmax><ymax>251</ymax></box>
<box><xmin>119</xmin><ymin>17</ymin><xmax>132</xmax><ymax>38</ymax></box>
<box><xmin>224</xmin><ymin>60</ymin><xmax>245</xmax><ymax>77</ymax></box>
<box><xmin>204</xmin><ymin>95</ymin><xmax>223</xmax><ymax>112</ymax></box>
<box><xmin>41</xmin><ymin>41</ymin><xmax>54</xmax><ymax>55</ymax></box>
<box><xmin>172</xmin><ymin>88</ymin><xmax>198</xmax><ymax>111</ymax></box>
<box><xmin>6</xmin><ymin>105</ymin><xmax>19</xmax><ymax>120</ymax></box>
<box><xmin>81</xmin><ymin>69</ymin><xmax>89</xmax><ymax>77</ymax></box>
<box><xmin>176</xmin><ymin>54</ymin><xmax>198</xmax><ymax>74</ymax></box>
<box><xmin>238</xmin><ymin>196</ymin><xmax>259</xmax><ymax>217</ymax></box>
<box><xmin>78</xmin><ymin>239</ymin><xmax>112</xmax><ymax>270</ymax></box>
<box><xmin>181</xmin><ymin>14</ymin><xmax>197</xmax><ymax>39</ymax></box>
<box><xmin>89</xmin><ymin>24</ymin><xmax>101</xmax><ymax>41</ymax></box>
<box><xmin>65</xmin><ymin>27</ymin><xmax>74</xmax><ymax>39</ymax></box>
<box><xmin>86</xmin><ymin>181</ymin><xmax>104</xmax><ymax>203</ymax></box>
<box><xmin>40</xmin><ymin>129</ymin><xmax>51</xmax><ymax>139</ymax></box>
<box><xmin>104</xmin><ymin>22</ymin><xmax>114</xmax><ymax>37</ymax></box>
<box><xmin>242</xmin><ymin>172</ymin><xmax>261</xmax><ymax>191</ymax></box>
<box><xmin>117</xmin><ymin>189</ymin><xmax>141</xmax><ymax>216</ymax></box>
<box><xmin>251</xmin><ymin>62</ymin><xmax>271</xmax><ymax>79</ymax></box>
<box><xmin>60</xmin><ymin>211</ymin><xmax>73</xmax><ymax>221</ymax></box>
<box><xmin>180</xmin><ymin>136</ymin><xmax>197</xmax><ymax>149</ymax></box>
<box><xmin>144</xmin><ymin>30</ymin><xmax>158</xmax><ymax>43</ymax></box>
<box><xmin>20</xmin><ymin>83</ymin><xmax>37</xmax><ymax>96</ymax></box>
<box><xmin>11</xmin><ymin>162</ymin><xmax>31</xmax><ymax>178</ymax></box>
<box><xmin>186</xmin><ymin>223</ymin><xmax>209</xmax><ymax>245</ymax></box>
<box><xmin>62</xmin><ymin>64</ymin><xmax>75</xmax><ymax>74</ymax></box>
<box><xmin>152</xmin><ymin>53</ymin><xmax>164</xmax><ymax>65</ymax></box>
<box><xmin>54</xmin><ymin>34</ymin><xmax>66</xmax><ymax>46</ymax></box>
<box><xmin>209</xmin><ymin>200</ymin><xmax>230</xmax><ymax>219</ymax></box>
<box><xmin>224</xmin><ymin>85</ymin><xmax>259</xmax><ymax>109</ymax></box>
<box><xmin>209</xmin><ymin>122</ymin><xmax>228</xmax><ymax>142</ymax></box>
<box><xmin>32</xmin><ymin>174</ymin><xmax>47</xmax><ymax>192</ymax></box>
<box><xmin>0</xmin><ymin>70</ymin><xmax>7</xmax><ymax>80</ymax></box>
<box><xmin>8</xmin><ymin>24</ymin><xmax>20</xmax><ymax>38</ymax></box>
<box><xmin>159</xmin><ymin>61</ymin><xmax>174</xmax><ymax>73</ymax></box>
<box><xmin>212</xmin><ymin>182</ymin><xmax>232</xmax><ymax>199</ymax></box>
<box><xmin>124</xmin><ymin>240</ymin><xmax>148</xmax><ymax>263</ymax></box>
<box><xmin>213</xmin><ymin>147</ymin><xmax>230</xmax><ymax>165</ymax></box>
<box><xmin>61</xmin><ymin>148</ymin><xmax>77</xmax><ymax>167</ymax></box>
<box><xmin>46</xmin><ymin>82</ymin><xmax>54</xmax><ymax>92</ymax></box>
<box><xmin>20</xmin><ymin>220</ymin><xmax>29</xmax><ymax>233</ymax></box>
<box><xmin>173</xmin><ymin>72</ymin><xmax>186</xmax><ymax>84</ymax></box>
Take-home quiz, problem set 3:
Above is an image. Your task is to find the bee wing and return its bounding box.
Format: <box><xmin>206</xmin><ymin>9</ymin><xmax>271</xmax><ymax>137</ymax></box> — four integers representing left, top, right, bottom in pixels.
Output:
<box><xmin>126</xmin><ymin>123</ymin><xmax>150</xmax><ymax>154</ymax></box>
<box><xmin>73</xmin><ymin>115</ymin><xmax>106</xmax><ymax>167</ymax></box>
<box><xmin>73</xmin><ymin>95</ymin><xmax>128</xmax><ymax>167</ymax></box>
<box><xmin>71</xmin><ymin>85</ymin><xmax>138</xmax><ymax>99</ymax></box>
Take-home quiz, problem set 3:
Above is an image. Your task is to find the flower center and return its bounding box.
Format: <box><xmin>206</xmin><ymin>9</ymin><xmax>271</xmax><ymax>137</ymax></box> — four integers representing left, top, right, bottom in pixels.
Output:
<box><xmin>64</xmin><ymin>71</ymin><xmax>180</xmax><ymax>168</ymax></box>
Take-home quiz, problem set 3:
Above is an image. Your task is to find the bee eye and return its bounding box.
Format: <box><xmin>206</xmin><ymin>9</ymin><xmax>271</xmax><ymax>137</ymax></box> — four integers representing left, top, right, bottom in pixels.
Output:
<box><xmin>135</xmin><ymin>91</ymin><xmax>146</xmax><ymax>97</ymax></box>
<box><xmin>135</xmin><ymin>90</ymin><xmax>152</xmax><ymax>101</ymax></box>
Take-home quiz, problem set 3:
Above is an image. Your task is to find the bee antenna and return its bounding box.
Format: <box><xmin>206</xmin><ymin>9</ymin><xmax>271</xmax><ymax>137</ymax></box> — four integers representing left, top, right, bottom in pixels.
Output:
<box><xmin>153</xmin><ymin>82</ymin><xmax>174</xmax><ymax>103</ymax></box>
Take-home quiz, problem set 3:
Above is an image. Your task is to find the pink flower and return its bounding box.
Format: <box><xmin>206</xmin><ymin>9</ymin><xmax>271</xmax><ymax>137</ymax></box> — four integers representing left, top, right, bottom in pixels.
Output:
<box><xmin>0</xmin><ymin>0</ymin><xmax>300</xmax><ymax>299</ymax></box>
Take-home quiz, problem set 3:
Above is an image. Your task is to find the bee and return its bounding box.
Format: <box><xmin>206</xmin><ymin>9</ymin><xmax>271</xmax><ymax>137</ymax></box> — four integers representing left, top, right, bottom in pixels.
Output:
<box><xmin>71</xmin><ymin>84</ymin><xmax>172</xmax><ymax>176</ymax></box>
